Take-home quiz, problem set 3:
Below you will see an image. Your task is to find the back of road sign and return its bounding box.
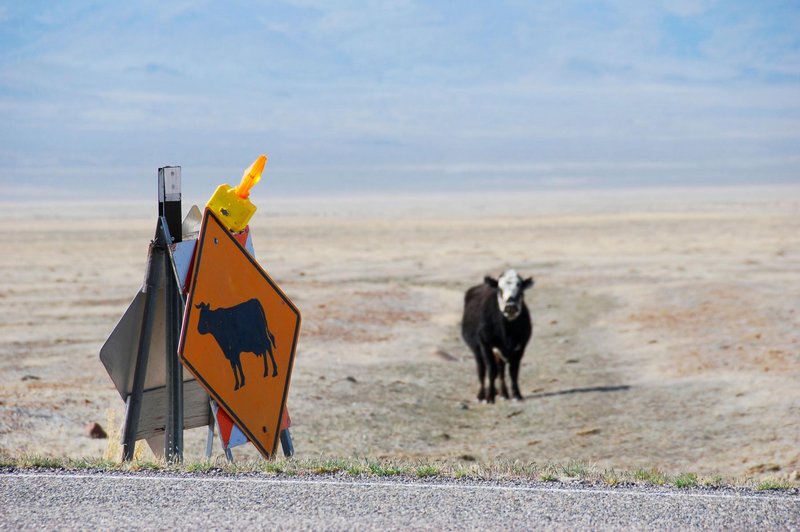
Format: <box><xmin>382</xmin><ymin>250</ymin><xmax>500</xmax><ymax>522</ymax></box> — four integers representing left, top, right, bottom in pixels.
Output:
<box><xmin>178</xmin><ymin>209</ymin><xmax>301</xmax><ymax>458</ymax></box>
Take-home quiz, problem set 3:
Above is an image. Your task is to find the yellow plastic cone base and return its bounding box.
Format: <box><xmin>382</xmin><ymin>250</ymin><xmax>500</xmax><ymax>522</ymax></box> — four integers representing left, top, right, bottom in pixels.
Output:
<box><xmin>206</xmin><ymin>155</ymin><xmax>267</xmax><ymax>232</ymax></box>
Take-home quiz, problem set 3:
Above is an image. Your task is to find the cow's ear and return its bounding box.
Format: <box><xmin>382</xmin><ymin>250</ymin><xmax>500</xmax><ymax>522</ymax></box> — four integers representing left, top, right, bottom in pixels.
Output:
<box><xmin>484</xmin><ymin>276</ymin><xmax>498</xmax><ymax>288</ymax></box>
<box><xmin>522</xmin><ymin>277</ymin><xmax>534</xmax><ymax>290</ymax></box>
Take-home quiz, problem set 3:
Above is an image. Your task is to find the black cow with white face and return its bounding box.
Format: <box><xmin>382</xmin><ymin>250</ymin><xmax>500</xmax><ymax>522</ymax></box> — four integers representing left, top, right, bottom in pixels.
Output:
<box><xmin>461</xmin><ymin>269</ymin><xmax>534</xmax><ymax>403</ymax></box>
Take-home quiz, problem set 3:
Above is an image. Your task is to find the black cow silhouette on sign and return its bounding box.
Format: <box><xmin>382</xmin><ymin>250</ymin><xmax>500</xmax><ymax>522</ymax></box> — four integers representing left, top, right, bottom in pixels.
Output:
<box><xmin>195</xmin><ymin>299</ymin><xmax>278</xmax><ymax>391</ymax></box>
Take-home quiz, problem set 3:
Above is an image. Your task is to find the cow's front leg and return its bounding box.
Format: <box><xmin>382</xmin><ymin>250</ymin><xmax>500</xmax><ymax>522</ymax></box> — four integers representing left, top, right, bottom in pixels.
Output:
<box><xmin>230</xmin><ymin>359</ymin><xmax>240</xmax><ymax>390</ymax></box>
<box><xmin>475</xmin><ymin>353</ymin><xmax>486</xmax><ymax>402</ymax></box>
<box><xmin>497</xmin><ymin>359</ymin><xmax>510</xmax><ymax>400</ymax></box>
<box><xmin>486</xmin><ymin>362</ymin><xmax>498</xmax><ymax>404</ymax></box>
<box><xmin>231</xmin><ymin>355</ymin><xmax>245</xmax><ymax>389</ymax></box>
<box><xmin>237</xmin><ymin>359</ymin><xmax>246</xmax><ymax>389</ymax></box>
<box><xmin>267</xmin><ymin>350</ymin><xmax>278</xmax><ymax>377</ymax></box>
<box><xmin>509</xmin><ymin>356</ymin><xmax>523</xmax><ymax>401</ymax></box>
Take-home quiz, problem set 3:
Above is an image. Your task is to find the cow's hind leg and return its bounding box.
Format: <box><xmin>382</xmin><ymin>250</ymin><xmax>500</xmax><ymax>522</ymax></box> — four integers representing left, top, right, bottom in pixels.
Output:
<box><xmin>235</xmin><ymin>356</ymin><xmax>246</xmax><ymax>389</ymax></box>
<box><xmin>229</xmin><ymin>359</ymin><xmax>241</xmax><ymax>390</ymax></box>
<box><xmin>267</xmin><ymin>348</ymin><xmax>278</xmax><ymax>377</ymax></box>
<box><xmin>262</xmin><ymin>352</ymin><xmax>269</xmax><ymax>377</ymax></box>
<box><xmin>464</xmin><ymin>336</ymin><xmax>486</xmax><ymax>402</ymax></box>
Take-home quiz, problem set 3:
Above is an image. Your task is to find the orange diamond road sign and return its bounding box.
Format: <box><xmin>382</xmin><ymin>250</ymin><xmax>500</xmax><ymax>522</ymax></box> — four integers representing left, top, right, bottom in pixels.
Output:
<box><xmin>179</xmin><ymin>209</ymin><xmax>301</xmax><ymax>458</ymax></box>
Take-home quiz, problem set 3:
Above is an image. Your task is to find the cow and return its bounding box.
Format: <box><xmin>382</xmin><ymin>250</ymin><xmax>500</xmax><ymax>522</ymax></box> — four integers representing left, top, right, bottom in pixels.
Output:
<box><xmin>461</xmin><ymin>269</ymin><xmax>534</xmax><ymax>403</ymax></box>
<box><xmin>195</xmin><ymin>298</ymin><xmax>278</xmax><ymax>391</ymax></box>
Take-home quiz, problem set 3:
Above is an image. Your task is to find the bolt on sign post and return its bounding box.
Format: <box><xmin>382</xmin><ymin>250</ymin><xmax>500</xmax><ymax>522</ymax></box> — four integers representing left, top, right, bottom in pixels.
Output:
<box><xmin>179</xmin><ymin>155</ymin><xmax>301</xmax><ymax>459</ymax></box>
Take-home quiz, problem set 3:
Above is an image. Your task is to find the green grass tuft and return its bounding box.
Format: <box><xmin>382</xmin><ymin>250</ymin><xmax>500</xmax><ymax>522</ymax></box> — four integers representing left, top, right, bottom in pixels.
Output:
<box><xmin>259</xmin><ymin>461</ymin><xmax>286</xmax><ymax>474</ymax></box>
<box><xmin>756</xmin><ymin>478</ymin><xmax>792</xmax><ymax>491</ymax></box>
<box><xmin>453</xmin><ymin>465</ymin><xmax>476</xmax><ymax>480</ymax></box>
<box><xmin>20</xmin><ymin>456</ymin><xmax>63</xmax><ymax>469</ymax></box>
<box><xmin>539</xmin><ymin>472</ymin><xmax>558</xmax><ymax>482</ymax></box>
<box><xmin>185</xmin><ymin>461</ymin><xmax>216</xmax><ymax>473</ymax></box>
<box><xmin>562</xmin><ymin>461</ymin><xmax>590</xmax><ymax>478</ymax></box>
<box><xmin>68</xmin><ymin>457</ymin><xmax>119</xmax><ymax>470</ymax></box>
<box><xmin>603</xmin><ymin>469</ymin><xmax>620</xmax><ymax>487</ymax></box>
<box><xmin>346</xmin><ymin>463</ymin><xmax>366</xmax><ymax>476</ymax></box>
<box><xmin>415</xmin><ymin>464</ymin><xmax>440</xmax><ymax>478</ymax></box>
<box><xmin>313</xmin><ymin>459</ymin><xmax>350</xmax><ymax>475</ymax></box>
<box><xmin>633</xmin><ymin>468</ymin><xmax>668</xmax><ymax>486</ymax></box>
<box><xmin>368</xmin><ymin>462</ymin><xmax>405</xmax><ymax>476</ymax></box>
<box><xmin>673</xmin><ymin>472</ymin><xmax>698</xmax><ymax>488</ymax></box>
<box><xmin>126</xmin><ymin>460</ymin><xmax>164</xmax><ymax>472</ymax></box>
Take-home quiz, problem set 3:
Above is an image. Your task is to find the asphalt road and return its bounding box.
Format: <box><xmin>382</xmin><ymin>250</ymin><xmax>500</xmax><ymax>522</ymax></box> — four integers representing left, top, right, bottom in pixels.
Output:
<box><xmin>1</xmin><ymin>471</ymin><xmax>798</xmax><ymax>530</ymax></box>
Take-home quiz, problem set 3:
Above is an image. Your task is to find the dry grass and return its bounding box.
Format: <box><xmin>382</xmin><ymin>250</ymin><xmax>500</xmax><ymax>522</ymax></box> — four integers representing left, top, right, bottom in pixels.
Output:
<box><xmin>1</xmin><ymin>454</ymin><xmax>797</xmax><ymax>492</ymax></box>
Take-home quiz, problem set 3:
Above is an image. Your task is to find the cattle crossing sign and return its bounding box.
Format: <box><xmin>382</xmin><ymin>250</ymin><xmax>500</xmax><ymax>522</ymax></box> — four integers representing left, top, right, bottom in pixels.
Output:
<box><xmin>179</xmin><ymin>209</ymin><xmax>301</xmax><ymax>459</ymax></box>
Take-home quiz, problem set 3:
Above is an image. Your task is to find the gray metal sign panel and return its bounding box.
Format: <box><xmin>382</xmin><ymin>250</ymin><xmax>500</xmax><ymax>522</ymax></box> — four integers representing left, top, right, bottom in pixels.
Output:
<box><xmin>138</xmin><ymin>379</ymin><xmax>209</xmax><ymax>437</ymax></box>
<box><xmin>99</xmin><ymin>234</ymin><xmax>206</xmax><ymax>441</ymax></box>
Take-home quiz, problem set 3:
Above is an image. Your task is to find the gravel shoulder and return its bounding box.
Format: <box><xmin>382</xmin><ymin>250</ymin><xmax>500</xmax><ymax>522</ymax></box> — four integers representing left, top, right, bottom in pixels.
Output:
<box><xmin>2</xmin><ymin>470</ymin><xmax>798</xmax><ymax>530</ymax></box>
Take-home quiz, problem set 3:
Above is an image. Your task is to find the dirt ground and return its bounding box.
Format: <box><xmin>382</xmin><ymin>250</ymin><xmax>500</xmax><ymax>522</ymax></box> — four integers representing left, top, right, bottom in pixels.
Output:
<box><xmin>0</xmin><ymin>186</ymin><xmax>798</xmax><ymax>481</ymax></box>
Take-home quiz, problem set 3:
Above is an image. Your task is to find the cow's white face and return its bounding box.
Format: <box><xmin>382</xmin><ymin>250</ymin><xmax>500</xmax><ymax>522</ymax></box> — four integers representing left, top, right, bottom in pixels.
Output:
<box><xmin>491</xmin><ymin>269</ymin><xmax>534</xmax><ymax>321</ymax></box>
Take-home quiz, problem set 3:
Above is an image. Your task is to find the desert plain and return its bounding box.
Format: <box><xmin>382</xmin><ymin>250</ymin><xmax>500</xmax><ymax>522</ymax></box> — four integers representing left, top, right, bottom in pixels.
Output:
<box><xmin>0</xmin><ymin>185</ymin><xmax>798</xmax><ymax>482</ymax></box>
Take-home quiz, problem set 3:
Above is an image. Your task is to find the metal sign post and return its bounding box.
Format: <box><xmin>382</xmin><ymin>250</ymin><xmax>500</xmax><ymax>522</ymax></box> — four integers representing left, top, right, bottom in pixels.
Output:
<box><xmin>159</xmin><ymin>167</ymin><xmax>184</xmax><ymax>462</ymax></box>
<box><xmin>120</xmin><ymin>168</ymin><xmax>186</xmax><ymax>462</ymax></box>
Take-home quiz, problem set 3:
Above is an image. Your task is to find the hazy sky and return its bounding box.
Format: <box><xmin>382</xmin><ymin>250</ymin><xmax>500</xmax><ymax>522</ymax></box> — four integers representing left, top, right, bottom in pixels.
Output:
<box><xmin>1</xmin><ymin>1</ymin><xmax>798</xmax><ymax>199</ymax></box>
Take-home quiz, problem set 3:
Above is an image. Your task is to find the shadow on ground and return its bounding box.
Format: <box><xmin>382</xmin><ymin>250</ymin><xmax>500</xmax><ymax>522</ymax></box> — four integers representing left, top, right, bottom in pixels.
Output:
<box><xmin>528</xmin><ymin>385</ymin><xmax>632</xmax><ymax>400</ymax></box>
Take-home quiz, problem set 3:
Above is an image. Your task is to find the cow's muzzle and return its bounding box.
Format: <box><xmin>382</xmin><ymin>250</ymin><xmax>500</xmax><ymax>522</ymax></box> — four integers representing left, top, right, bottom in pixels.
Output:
<box><xmin>503</xmin><ymin>304</ymin><xmax>521</xmax><ymax>320</ymax></box>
